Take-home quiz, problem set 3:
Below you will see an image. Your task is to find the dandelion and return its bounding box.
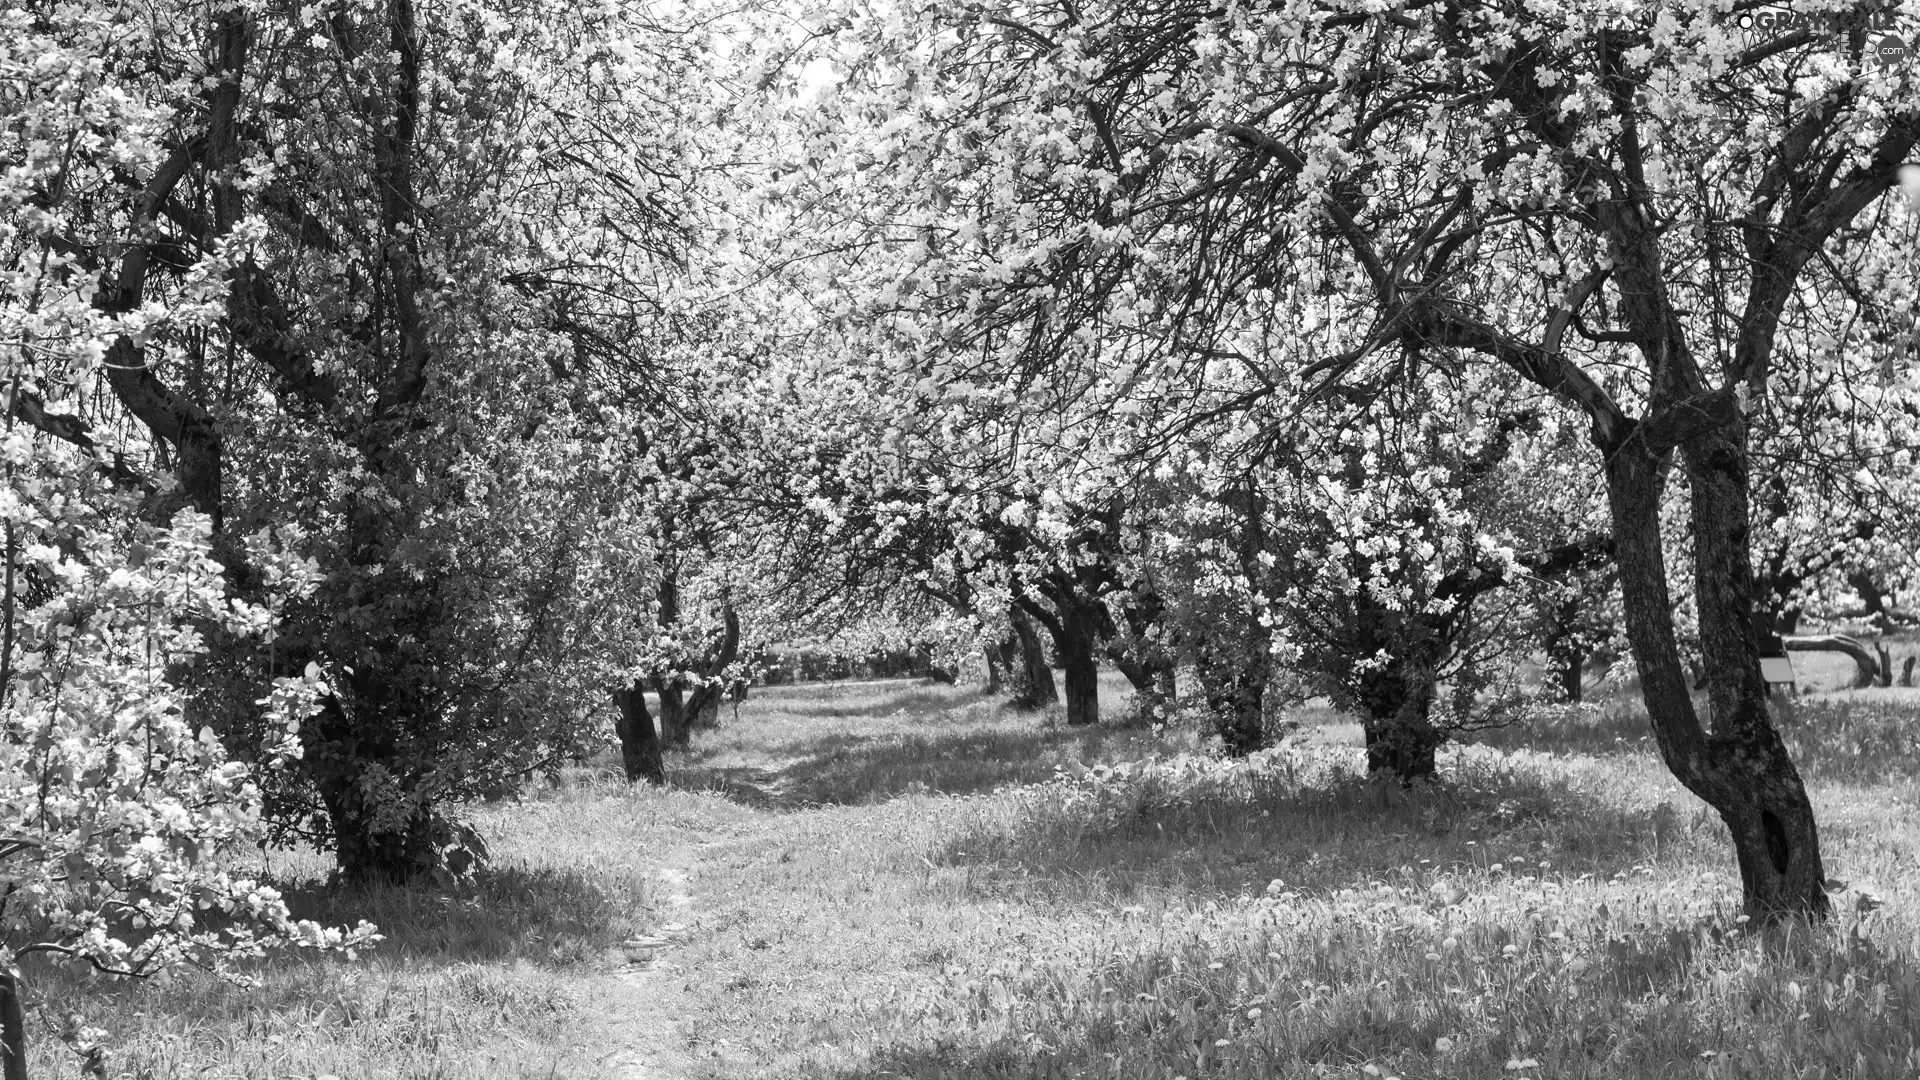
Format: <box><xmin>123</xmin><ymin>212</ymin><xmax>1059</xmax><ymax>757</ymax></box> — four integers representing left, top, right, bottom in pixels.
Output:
<box><xmin>1434</xmin><ymin>1036</ymin><xmax>1455</xmax><ymax>1053</ymax></box>
<box><xmin>1208</xmin><ymin>961</ymin><xmax>1225</xmax><ymax>970</ymax></box>
<box><xmin>1425</xmin><ymin>951</ymin><xmax>1442</xmax><ymax>962</ymax></box>
<box><xmin>1502</xmin><ymin>944</ymin><xmax>1518</xmax><ymax>956</ymax></box>
<box><xmin>1214</xmin><ymin>1039</ymin><xmax>1232</xmax><ymax>1047</ymax></box>
<box><xmin>1246</xmin><ymin>1007</ymin><xmax>1263</xmax><ymax>1019</ymax></box>
<box><xmin>1490</xmin><ymin>863</ymin><xmax>1504</xmax><ymax>873</ymax></box>
<box><xmin>1442</xmin><ymin>936</ymin><xmax>1459</xmax><ymax>951</ymax></box>
<box><xmin>1505</xmin><ymin>1058</ymin><xmax>1541</xmax><ymax>1070</ymax></box>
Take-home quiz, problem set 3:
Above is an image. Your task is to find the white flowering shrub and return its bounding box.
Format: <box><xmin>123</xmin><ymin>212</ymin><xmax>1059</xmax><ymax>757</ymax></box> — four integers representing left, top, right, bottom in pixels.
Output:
<box><xmin>0</xmin><ymin>440</ymin><xmax>376</xmax><ymax>980</ymax></box>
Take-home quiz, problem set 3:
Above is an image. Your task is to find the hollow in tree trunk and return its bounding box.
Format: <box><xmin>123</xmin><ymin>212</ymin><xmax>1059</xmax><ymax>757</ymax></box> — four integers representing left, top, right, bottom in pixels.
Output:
<box><xmin>612</xmin><ymin>680</ymin><xmax>665</xmax><ymax>785</ymax></box>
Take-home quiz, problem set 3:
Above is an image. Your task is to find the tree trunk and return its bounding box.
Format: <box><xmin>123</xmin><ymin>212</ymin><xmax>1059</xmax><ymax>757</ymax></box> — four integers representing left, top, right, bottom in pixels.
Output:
<box><xmin>984</xmin><ymin>638</ymin><xmax>1011</xmax><ymax>694</ymax></box>
<box><xmin>1055</xmin><ymin>602</ymin><xmax>1102</xmax><ymax>726</ymax></box>
<box><xmin>612</xmin><ymin>680</ymin><xmax>665</xmax><ymax>785</ymax></box>
<box><xmin>1061</xmin><ymin>652</ymin><xmax>1099</xmax><ymax>725</ymax></box>
<box><xmin>319</xmin><ymin>779</ymin><xmax>436</xmax><ymax>885</ymax></box>
<box><xmin>655</xmin><ymin>680</ymin><xmax>691</xmax><ymax>749</ymax></box>
<box><xmin>1008</xmin><ymin>612</ymin><xmax>1057</xmax><ymax>709</ymax></box>
<box><xmin>1560</xmin><ymin>646</ymin><xmax>1584</xmax><ymax>703</ymax></box>
<box><xmin>1605</xmin><ymin>435</ymin><xmax>1827</xmax><ymax>921</ymax></box>
<box><xmin>301</xmin><ymin>688</ymin><xmax>444</xmax><ymax>884</ymax></box>
<box><xmin>1903</xmin><ymin>655</ymin><xmax>1915</xmax><ymax>688</ymax></box>
<box><xmin>1355</xmin><ymin>641</ymin><xmax>1446</xmax><ymax>781</ymax></box>
<box><xmin>686</xmin><ymin>686</ymin><xmax>723</xmax><ymax>731</ymax></box>
<box><xmin>1113</xmin><ymin>652</ymin><xmax>1176</xmax><ymax>722</ymax></box>
<box><xmin>1196</xmin><ymin>630</ymin><xmax>1268</xmax><ymax>756</ymax></box>
<box><xmin>0</xmin><ymin>968</ymin><xmax>24</xmax><ymax>1080</ymax></box>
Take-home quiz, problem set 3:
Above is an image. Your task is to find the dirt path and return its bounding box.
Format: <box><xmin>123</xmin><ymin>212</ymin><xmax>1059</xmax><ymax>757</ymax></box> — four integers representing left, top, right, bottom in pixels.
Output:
<box><xmin>589</xmin><ymin>846</ymin><xmax>714</xmax><ymax>1079</ymax></box>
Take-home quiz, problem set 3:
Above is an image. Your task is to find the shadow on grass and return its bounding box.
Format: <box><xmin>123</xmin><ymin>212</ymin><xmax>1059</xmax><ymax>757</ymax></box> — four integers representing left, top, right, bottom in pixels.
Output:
<box><xmin>929</xmin><ymin>758</ymin><xmax>1712</xmax><ymax>902</ymax></box>
<box><xmin>278</xmin><ymin>863</ymin><xmax>650</xmax><ymax>967</ymax></box>
<box><xmin>672</xmin><ymin>724</ymin><xmax>1141</xmax><ymax>809</ymax></box>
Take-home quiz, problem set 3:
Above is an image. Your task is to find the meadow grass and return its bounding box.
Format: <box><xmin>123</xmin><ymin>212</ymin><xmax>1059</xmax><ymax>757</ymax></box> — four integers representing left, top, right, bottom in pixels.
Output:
<box><xmin>19</xmin><ymin>672</ymin><xmax>1920</xmax><ymax>1078</ymax></box>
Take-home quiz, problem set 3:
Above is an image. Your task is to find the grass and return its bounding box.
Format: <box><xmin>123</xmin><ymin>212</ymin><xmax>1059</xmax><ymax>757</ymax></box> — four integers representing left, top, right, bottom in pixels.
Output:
<box><xmin>19</xmin><ymin>671</ymin><xmax>1920</xmax><ymax>1078</ymax></box>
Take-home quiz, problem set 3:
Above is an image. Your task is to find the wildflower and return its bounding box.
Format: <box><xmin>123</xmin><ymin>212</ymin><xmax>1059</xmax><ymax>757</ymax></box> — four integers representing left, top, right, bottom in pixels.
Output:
<box><xmin>1505</xmin><ymin>1058</ymin><xmax>1541</xmax><ymax>1070</ymax></box>
<box><xmin>1441</xmin><ymin>936</ymin><xmax>1458</xmax><ymax>951</ymax></box>
<box><xmin>1425</xmin><ymin>952</ymin><xmax>1442</xmax><ymax>962</ymax></box>
<box><xmin>1502</xmin><ymin>944</ymin><xmax>1518</xmax><ymax>956</ymax></box>
<box><xmin>1214</xmin><ymin>1039</ymin><xmax>1232</xmax><ymax>1047</ymax></box>
<box><xmin>1245</xmin><ymin>1007</ymin><xmax>1263</xmax><ymax>1019</ymax></box>
<box><xmin>1434</xmin><ymin>1036</ymin><xmax>1455</xmax><ymax>1053</ymax></box>
<box><xmin>1208</xmin><ymin>961</ymin><xmax>1225</xmax><ymax>970</ymax></box>
<box><xmin>1490</xmin><ymin>863</ymin><xmax>1504</xmax><ymax>873</ymax></box>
